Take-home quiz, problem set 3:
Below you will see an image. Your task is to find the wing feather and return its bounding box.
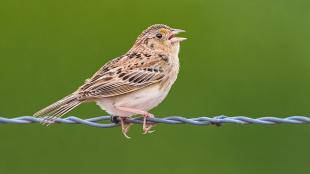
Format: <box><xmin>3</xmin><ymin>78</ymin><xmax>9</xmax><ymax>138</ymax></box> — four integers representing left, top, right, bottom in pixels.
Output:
<box><xmin>77</xmin><ymin>53</ymin><xmax>166</xmax><ymax>99</ymax></box>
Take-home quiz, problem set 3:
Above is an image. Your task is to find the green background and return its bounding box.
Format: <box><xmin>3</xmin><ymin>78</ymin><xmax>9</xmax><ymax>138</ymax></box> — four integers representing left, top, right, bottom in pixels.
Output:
<box><xmin>1</xmin><ymin>0</ymin><xmax>310</xmax><ymax>174</ymax></box>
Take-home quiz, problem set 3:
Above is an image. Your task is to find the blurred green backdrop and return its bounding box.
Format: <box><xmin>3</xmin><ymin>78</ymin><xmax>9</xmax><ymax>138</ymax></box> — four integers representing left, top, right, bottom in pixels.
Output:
<box><xmin>1</xmin><ymin>0</ymin><xmax>310</xmax><ymax>174</ymax></box>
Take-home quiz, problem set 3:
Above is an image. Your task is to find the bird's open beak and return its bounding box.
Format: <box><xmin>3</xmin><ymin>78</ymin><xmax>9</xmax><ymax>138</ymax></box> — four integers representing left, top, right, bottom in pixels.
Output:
<box><xmin>169</xmin><ymin>28</ymin><xmax>187</xmax><ymax>43</ymax></box>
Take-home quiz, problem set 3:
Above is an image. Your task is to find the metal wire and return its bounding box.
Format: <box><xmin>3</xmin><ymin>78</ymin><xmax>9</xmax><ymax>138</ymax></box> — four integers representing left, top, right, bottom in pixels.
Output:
<box><xmin>0</xmin><ymin>115</ymin><xmax>310</xmax><ymax>128</ymax></box>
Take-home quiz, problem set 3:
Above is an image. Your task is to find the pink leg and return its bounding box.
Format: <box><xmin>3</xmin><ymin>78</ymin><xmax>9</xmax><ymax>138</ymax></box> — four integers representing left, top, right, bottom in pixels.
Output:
<box><xmin>116</xmin><ymin>106</ymin><xmax>155</xmax><ymax>134</ymax></box>
<box><xmin>120</xmin><ymin>117</ymin><xmax>131</xmax><ymax>139</ymax></box>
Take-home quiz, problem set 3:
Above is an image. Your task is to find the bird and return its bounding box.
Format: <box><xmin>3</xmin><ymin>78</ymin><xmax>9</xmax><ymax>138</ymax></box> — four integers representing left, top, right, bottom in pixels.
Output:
<box><xmin>34</xmin><ymin>24</ymin><xmax>186</xmax><ymax>138</ymax></box>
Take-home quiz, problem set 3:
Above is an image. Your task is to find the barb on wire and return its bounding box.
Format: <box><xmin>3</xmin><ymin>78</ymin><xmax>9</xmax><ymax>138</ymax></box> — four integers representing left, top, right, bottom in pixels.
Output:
<box><xmin>0</xmin><ymin>116</ymin><xmax>310</xmax><ymax>128</ymax></box>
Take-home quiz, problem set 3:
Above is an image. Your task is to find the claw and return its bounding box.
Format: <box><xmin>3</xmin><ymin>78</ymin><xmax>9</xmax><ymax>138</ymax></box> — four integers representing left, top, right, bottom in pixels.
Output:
<box><xmin>115</xmin><ymin>106</ymin><xmax>157</xmax><ymax>136</ymax></box>
<box><xmin>143</xmin><ymin>114</ymin><xmax>156</xmax><ymax>134</ymax></box>
<box><xmin>143</xmin><ymin>127</ymin><xmax>155</xmax><ymax>134</ymax></box>
<box><xmin>122</xmin><ymin>130</ymin><xmax>131</xmax><ymax>139</ymax></box>
<box><xmin>120</xmin><ymin>117</ymin><xmax>131</xmax><ymax>139</ymax></box>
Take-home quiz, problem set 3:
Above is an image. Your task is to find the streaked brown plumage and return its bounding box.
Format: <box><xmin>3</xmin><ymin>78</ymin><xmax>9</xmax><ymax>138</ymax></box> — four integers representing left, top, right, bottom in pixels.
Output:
<box><xmin>34</xmin><ymin>24</ymin><xmax>186</xmax><ymax>138</ymax></box>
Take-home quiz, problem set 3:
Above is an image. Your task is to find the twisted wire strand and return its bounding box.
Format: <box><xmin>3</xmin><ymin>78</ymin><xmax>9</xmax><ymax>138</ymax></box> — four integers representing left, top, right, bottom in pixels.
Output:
<box><xmin>0</xmin><ymin>116</ymin><xmax>310</xmax><ymax>128</ymax></box>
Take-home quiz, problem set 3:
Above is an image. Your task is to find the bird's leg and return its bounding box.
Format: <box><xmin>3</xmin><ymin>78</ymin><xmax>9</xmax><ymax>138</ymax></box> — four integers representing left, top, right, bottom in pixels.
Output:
<box><xmin>110</xmin><ymin>116</ymin><xmax>132</xmax><ymax>138</ymax></box>
<box><xmin>116</xmin><ymin>106</ymin><xmax>156</xmax><ymax>134</ymax></box>
<box><xmin>142</xmin><ymin>114</ymin><xmax>156</xmax><ymax>134</ymax></box>
<box><xmin>119</xmin><ymin>117</ymin><xmax>132</xmax><ymax>139</ymax></box>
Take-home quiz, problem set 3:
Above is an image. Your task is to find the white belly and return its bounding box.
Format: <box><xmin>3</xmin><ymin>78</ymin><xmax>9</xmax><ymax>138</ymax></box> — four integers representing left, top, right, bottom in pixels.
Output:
<box><xmin>97</xmin><ymin>53</ymin><xmax>180</xmax><ymax>117</ymax></box>
<box><xmin>96</xmin><ymin>83</ymin><xmax>171</xmax><ymax>117</ymax></box>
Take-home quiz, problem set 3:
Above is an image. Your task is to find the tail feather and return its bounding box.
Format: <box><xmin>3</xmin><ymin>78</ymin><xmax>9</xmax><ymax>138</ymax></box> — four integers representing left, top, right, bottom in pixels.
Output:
<box><xmin>34</xmin><ymin>93</ymin><xmax>82</xmax><ymax>124</ymax></box>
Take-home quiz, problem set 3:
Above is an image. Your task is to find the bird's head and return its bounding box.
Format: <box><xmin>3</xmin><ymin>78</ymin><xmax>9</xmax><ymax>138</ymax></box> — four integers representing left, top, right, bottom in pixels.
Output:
<box><xmin>133</xmin><ymin>24</ymin><xmax>186</xmax><ymax>54</ymax></box>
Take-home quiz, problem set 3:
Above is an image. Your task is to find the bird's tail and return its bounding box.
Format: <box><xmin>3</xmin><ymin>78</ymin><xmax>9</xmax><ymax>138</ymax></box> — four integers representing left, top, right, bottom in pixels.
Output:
<box><xmin>33</xmin><ymin>93</ymin><xmax>82</xmax><ymax>124</ymax></box>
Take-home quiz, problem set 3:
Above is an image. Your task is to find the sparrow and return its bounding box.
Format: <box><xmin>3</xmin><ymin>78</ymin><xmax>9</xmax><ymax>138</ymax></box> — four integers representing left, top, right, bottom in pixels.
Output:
<box><xmin>34</xmin><ymin>24</ymin><xmax>186</xmax><ymax>138</ymax></box>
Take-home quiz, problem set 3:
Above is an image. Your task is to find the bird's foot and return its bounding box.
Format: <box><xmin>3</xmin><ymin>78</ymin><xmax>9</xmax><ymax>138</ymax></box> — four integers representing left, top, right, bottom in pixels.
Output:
<box><xmin>119</xmin><ymin>117</ymin><xmax>132</xmax><ymax>139</ymax></box>
<box><xmin>143</xmin><ymin>113</ymin><xmax>156</xmax><ymax>134</ymax></box>
<box><xmin>115</xmin><ymin>106</ymin><xmax>157</xmax><ymax>135</ymax></box>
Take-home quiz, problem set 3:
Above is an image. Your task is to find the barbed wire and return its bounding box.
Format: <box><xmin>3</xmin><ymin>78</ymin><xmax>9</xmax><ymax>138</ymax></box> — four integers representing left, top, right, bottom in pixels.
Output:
<box><xmin>0</xmin><ymin>115</ymin><xmax>310</xmax><ymax>128</ymax></box>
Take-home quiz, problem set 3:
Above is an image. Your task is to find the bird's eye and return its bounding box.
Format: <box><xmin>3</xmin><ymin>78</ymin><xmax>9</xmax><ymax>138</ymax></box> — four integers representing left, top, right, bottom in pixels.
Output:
<box><xmin>156</xmin><ymin>33</ymin><xmax>162</xmax><ymax>39</ymax></box>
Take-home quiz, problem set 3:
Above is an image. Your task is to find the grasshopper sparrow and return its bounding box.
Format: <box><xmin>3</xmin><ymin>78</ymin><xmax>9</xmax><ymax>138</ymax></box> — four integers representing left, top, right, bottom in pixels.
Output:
<box><xmin>34</xmin><ymin>24</ymin><xmax>186</xmax><ymax>138</ymax></box>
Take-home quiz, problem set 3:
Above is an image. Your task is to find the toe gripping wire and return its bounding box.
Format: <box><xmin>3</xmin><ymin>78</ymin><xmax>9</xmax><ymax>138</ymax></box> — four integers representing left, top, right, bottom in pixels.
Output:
<box><xmin>0</xmin><ymin>115</ymin><xmax>310</xmax><ymax>128</ymax></box>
